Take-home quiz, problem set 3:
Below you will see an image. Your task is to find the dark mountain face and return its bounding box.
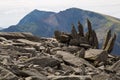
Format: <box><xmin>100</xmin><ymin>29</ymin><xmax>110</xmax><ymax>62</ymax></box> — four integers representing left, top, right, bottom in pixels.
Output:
<box><xmin>1</xmin><ymin>8</ymin><xmax>120</xmax><ymax>55</ymax></box>
<box><xmin>2</xmin><ymin>9</ymin><xmax>56</xmax><ymax>37</ymax></box>
<box><xmin>2</xmin><ymin>8</ymin><xmax>108</xmax><ymax>36</ymax></box>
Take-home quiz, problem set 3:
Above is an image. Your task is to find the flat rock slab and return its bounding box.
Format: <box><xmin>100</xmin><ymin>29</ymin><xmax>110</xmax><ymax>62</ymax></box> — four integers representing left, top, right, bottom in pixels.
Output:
<box><xmin>23</xmin><ymin>69</ymin><xmax>48</xmax><ymax>80</ymax></box>
<box><xmin>92</xmin><ymin>74</ymin><xmax>110</xmax><ymax>80</ymax></box>
<box><xmin>0</xmin><ymin>32</ymin><xmax>41</xmax><ymax>41</ymax></box>
<box><xmin>56</xmin><ymin>51</ymin><xmax>96</xmax><ymax>69</ymax></box>
<box><xmin>17</xmin><ymin>39</ymin><xmax>41</xmax><ymax>46</ymax></box>
<box><xmin>0</xmin><ymin>37</ymin><xmax>7</xmax><ymax>41</ymax></box>
<box><xmin>48</xmin><ymin>75</ymin><xmax>91</xmax><ymax>80</ymax></box>
<box><xmin>62</xmin><ymin>46</ymin><xmax>81</xmax><ymax>53</ymax></box>
<box><xmin>0</xmin><ymin>32</ymin><xmax>33</xmax><ymax>40</ymax></box>
<box><xmin>85</xmin><ymin>49</ymin><xmax>108</xmax><ymax>61</ymax></box>
<box><xmin>23</xmin><ymin>57</ymin><xmax>61</xmax><ymax>68</ymax></box>
<box><xmin>0</xmin><ymin>66</ymin><xmax>18</xmax><ymax>80</ymax></box>
<box><xmin>108</xmin><ymin>60</ymin><xmax>120</xmax><ymax>72</ymax></box>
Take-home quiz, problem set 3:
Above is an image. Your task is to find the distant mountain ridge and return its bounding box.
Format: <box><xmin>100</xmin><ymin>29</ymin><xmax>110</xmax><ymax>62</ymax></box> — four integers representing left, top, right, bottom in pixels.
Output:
<box><xmin>0</xmin><ymin>27</ymin><xmax>4</xmax><ymax>30</ymax></box>
<box><xmin>1</xmin><ymin>8</ymin><xmax>109</xmax><ymax>37</ymax></box>
<box><xmin>1</xmin><ymin>8</ymin><xmax>120</xmax><ymax>55</ymax></box>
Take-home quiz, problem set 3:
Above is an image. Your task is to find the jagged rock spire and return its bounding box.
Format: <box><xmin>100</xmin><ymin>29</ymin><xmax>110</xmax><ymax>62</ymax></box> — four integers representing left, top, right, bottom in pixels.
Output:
<box><xmin>86</xmin><ymin>19</ymin><xmax>93</xmax><ymax>46</ymax></box>
<box><xmin>104</xmin><ymin>33</ymin><xmax>116</xmax><ymax>53</ymax></box>
<box><xmin>78</xmin><ymin>21</ymin><xmax>84</xmax><ymax>37</ymax></box>
<box><xmin>71</xmin><ymin>24</ymin><xmax>78</xmax><ymax>39</ymax></box>
<box><xmin>54</xmin><ymin>30</ymin><xmax>61</xmax><ymax>40</ymax></box>
<box><xmin>54</xmin><ymin>19</ymin><xmax>116</xmax><ymax>54</ymax></box>
<box><xmin>92</xmin><ymin>30</ymin><xmax>99</xmax><ymax>49</ymax></box>
<box><xmin>87</xmin><ymin>19</ymin><xmax>92</xmax><ymax>34</ymax></box>
<box><xmin>102</xmin><ymin>29</ymin><xmax>111</xmax><ymax>49</ymax></box>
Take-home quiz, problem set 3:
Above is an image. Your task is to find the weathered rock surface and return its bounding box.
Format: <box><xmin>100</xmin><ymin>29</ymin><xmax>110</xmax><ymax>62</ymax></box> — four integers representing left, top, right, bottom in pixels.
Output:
<box><xmin>85</xmin><ymin>49</ymin><xmax>108</xmax><ymax>62</ymax></box>
<box><xmin>56</xmin><ymin>51</ymin><xmax>96</xmax><ymax>69</ymax></box>
<box><xmin>54</xmin><ymin>19</ymin><xmax>116</xmax><ymax>53</ymax></box>
<box><xmin>23</xmin><ymin>57</ymin><xmax>61</xmax><ymax>68</ymax></box>
<box><xmin>0</xmin><ymin>31</ymin><xmax>119</xmax><ymax>80</ymax></box>
<box><xmin>48</xmin><ymin>75</ymin><xmax>91</xmax><ymax>80</ymax></box>
<box><xmin>0</xmin><ymin>32</ymin><xmax>41</xmax><ymax>41</ymax></box>
<box><xmin>0</xmin><ymin>66</ymin><xmax>19</xmax><ymax>80</ymax></box>
<box><xmin>108</xmin><ymin>60</ymin><xmax>120</xmax><ymax>73</ymax></box>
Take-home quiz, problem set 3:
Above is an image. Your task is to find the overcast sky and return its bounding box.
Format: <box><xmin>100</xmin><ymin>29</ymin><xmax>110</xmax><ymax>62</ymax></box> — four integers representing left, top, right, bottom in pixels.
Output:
<box><xmin>0</xmin><ymin>0</ymin><xmax>120</xmax><ymax>28</ymax></box>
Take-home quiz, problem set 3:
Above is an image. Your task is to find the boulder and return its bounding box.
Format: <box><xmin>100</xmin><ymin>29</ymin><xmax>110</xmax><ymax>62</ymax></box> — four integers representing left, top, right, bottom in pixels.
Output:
<box><xmin>108</xmin><ymin>60</ymin><xmax>120</xmax><ymax>72</ymax></box>
<box><xmin>21</xmin><ymin>32</ymin><xmax>41</xmax><ymax>42</ymax></box>
<box><xmin>23</xmin><ymin>57</ymin><xmax>61</xmax><ymax>68</ymax></box>
<box><xmin>56</xmin><ymin>51</ymin><xmax>96</xmax><ymax>69</ymax></box>
<box><xmin>73</xmin><ymin>65</ymin><xmax>86</xmax><ymax>75</ymax></box>
<box><xmin>92</xmin><ymin>74</ymin><xmax>110</xmax><ymax>80</ymax></box>
<box><xmin>58</xmin><ymin>34</ymin><xmax>70</xmax><ymax>43</ymax></box>
<box><xmin>62</xmin><ymin>46</ymin><xmax>81</xmax><ymax>53</ymax></box>
<box><xmin>60</xmin><ymin>64</ymin><xmax>75</xmax><ymax>75</ymax></box>
<box><xmin>0</xmin><ymin>32</ymin><xmax>41</xmax><ymax>41</ymax></box>
<box><xmin>85</xmin><ymin>49</ymin><xmax>108</xmax><ymax>62</ymax></box>
<box><xmin>1</xmin><ymin>57</ymin><xmax>13</xmax><ymax>65</ymax></box>
<box><xmin>0</xmin><ymin>37</ymin><xmax>7</xmax><ymax>42</ymax></box>
<box><xmin>0</xmin><ymin>66</ymin><xmax>18</xmax><ymax>80</ymax></box>
<box><xmin>0</xmin><ymin>32</ymin><xmax>25</xmax><ymax>39</ymax></box>
<box><xmin>54</xmin><ymin>30</ymin><xmax>70</xmax><ymax>43</ymax></box>
<box><xmin>69</xmin><ymin>39</ymin><xmax>80</xmax><ymax>46</ymax></box>
<box><xmin>23</xmin><ymin>69</ymin><xmax>48</xmax><ymax>80</ymax></box>
<box><xmin>75</xmin><ymin>48</ymin><xmax>85</xmax><ymax>58</ymax></box>
<box><xmin>17</xmin><ymin>39</ymin><xmax>41</xmax><ymax>46</ymax></box>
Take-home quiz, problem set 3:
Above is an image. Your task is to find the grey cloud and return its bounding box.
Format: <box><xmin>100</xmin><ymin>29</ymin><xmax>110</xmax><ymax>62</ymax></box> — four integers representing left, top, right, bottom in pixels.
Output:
<box><xmin>0</xmin><ymin>0</ymin><xmax>120</xmax><ymax>28</ymax></box>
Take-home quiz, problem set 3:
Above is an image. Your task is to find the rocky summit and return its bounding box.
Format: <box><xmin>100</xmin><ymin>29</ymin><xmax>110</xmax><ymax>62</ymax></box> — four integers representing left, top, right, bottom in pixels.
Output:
<box><xmin>0</xmin><ymin>20</ymin><xmax>120</xmax><ymax>80</ymax></box>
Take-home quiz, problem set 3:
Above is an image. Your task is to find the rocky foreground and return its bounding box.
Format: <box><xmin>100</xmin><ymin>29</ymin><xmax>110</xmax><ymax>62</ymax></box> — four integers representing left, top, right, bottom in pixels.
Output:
<box><xmin>0</xmin><ymin>20</ymin><xmax>120</xmax><ymax>80</ymax></box>
<box><xmin>0</xmin><ymin>32</ymin><xmax>119</xmax><ymax>80</ymax></box>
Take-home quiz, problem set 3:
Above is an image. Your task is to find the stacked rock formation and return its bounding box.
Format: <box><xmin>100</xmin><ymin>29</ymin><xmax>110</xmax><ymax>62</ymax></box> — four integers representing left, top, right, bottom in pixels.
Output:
<box><xmin>0</xmin><ymin>19</ymin><xmax>119</xmax><ymax>80</ymax></box>
<box><xmin>54</xmin><ymin>19</ymin><xmax>116</xmax><ymax>53</ymax></box>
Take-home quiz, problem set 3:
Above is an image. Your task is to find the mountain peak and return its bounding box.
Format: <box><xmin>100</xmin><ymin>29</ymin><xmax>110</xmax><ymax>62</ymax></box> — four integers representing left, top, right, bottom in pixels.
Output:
<box><xmin>17</xmin><ymin>9</ymin><xmax>55</xmax><ymax>25</ymax></box>
<box><xmin>32</xmin><ymin>9</ymin><xmax>40</xmax><ymax>12</ymax></box>
<box><xmin>1</xmin><ymin>8</ymin><xmax>120</xmax><ymax>55</ymax></box>
<box><xmin>65</xmin><ymin>7</ymin><xmax>84</xmax><ymax>11</ymax></box>
<box><xmin>30</xmin><ymin>9</ymin><xmax>43</xmax><ymax>14</ymax></box>
<box><xmin>58</xmin><ymin>7</ymin><xmax>84</xmax><ymax>14</ymax></box>
<box><xmin>31</xmin><ymin>9</ymin><xmax>55</xmax><ymax>14</ymax></box>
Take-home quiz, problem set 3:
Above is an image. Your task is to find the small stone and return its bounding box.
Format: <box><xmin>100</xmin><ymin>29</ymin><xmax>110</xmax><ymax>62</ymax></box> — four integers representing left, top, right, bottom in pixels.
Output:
<box><xmin>40</xmin><ymin>46</ymin><xmax>46</xmax><ymax>50</ymax></box>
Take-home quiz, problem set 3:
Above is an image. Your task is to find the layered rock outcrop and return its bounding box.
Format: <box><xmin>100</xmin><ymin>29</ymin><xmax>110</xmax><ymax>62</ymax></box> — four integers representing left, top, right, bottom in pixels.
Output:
<box><xmin>0</xmin><ymin>19</ymin><xmax>119</xmax><ymax>80</ymax></box>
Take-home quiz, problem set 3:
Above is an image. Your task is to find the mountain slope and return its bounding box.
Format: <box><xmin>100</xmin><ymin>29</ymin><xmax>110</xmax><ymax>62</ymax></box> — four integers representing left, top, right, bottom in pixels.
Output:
<box><xmin>1</xmin><ymin>8</ymin><xmax>120</xmax><ymax>55</ymax></box>
<box><xmin>1</xmin><ymin>8</ymin><xmax>109</xmax><ymax>37</ymax></box>
<box><xmin>0</xmin><ymin>27</ymin><xmax>4</xmax><ymax>30</ymax></box>
<box><xmin>2</xmin><ymin>9</ymin><xmax>56</xmax><ymax>37</ymax></box>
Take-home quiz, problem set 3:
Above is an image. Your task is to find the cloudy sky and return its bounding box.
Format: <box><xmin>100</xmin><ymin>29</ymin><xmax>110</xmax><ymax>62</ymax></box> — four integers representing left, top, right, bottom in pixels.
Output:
<box><xmin>0</xmin><ymin>0</ymin><xmax>120</xmax><ymax>28</ymax></box>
